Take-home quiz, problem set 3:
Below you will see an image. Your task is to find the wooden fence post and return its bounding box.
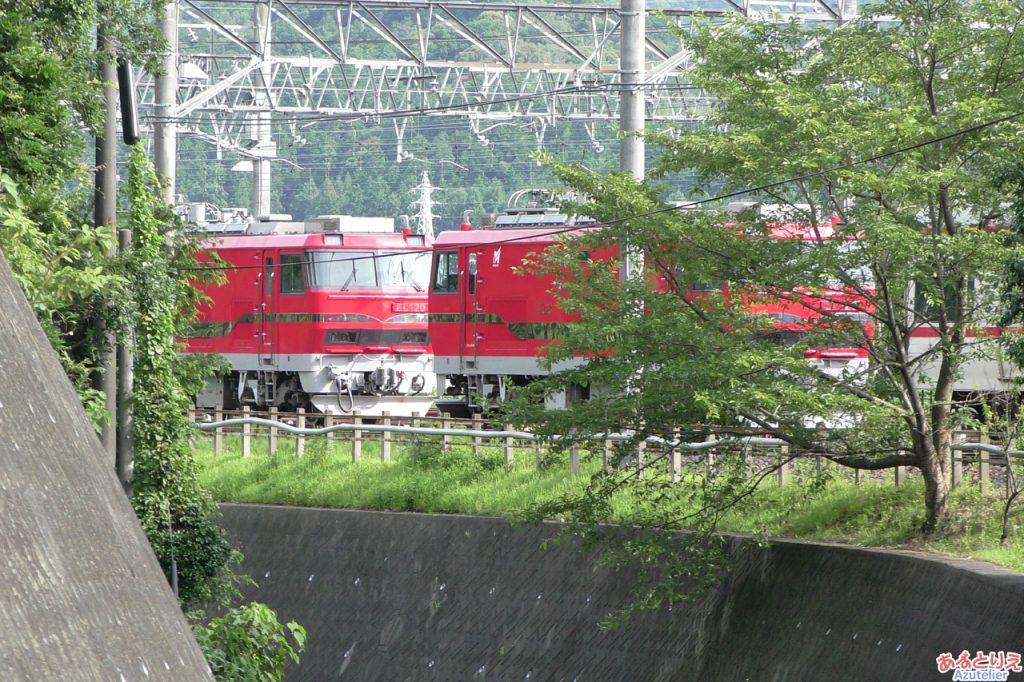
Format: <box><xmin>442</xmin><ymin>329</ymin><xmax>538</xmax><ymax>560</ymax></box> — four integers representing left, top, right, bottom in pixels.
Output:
<box><xmin>951</xmin><ymin>431</ymin><xmax>963</xmax><ymax>490</ymax></box>
<box><xmin>980</xmin><ymin>433</ymin><xmax>991</xmax><ymax>490</ymax></box>
<box><xmin>411</xmin><ymin>412</ymin><xmax>420</xmax><ymax>450</ymax></box>
<box><xmin>603</xmin><ymin>438</ymin><xmax>612</xmax><ymax>472</ymax></box>
<box><xmin>352</xmin><ymin>410</ymin><xmax>362</xmax><ymax>463</ymax></box>
<box><xmin>895</xmin><ymin>463</ymin><xmax>906</xmax><ymax>486</ymax></box>
<box><xmin>777</xmin><ymin>445</ymin><xmax>791</xmax><ymax>486</ymax></box>
<box><xmin>188</xmin><ymin>407</ymin><xmax>197</xmax><ymax>448</ymax></box>
<box><xmin>324</xmin><ymin>414</ymin><xmax>334</xmax><ymax>452</ymax></box>
<box><xmin>504</xmin><ymin>424</ymin><xmax>514</xmax><ymax>473</ymax></box>
<box><xmin>472</xmin><ymin>413</ymin><xmax>483</xmax><ymax>459</ymax></box>
<box><xmin>705</xmin><ymin>434</ymin><xmax>716</xmax><ymax>474</ymax></box>
<box><xmin>569</xmin><ymin>442</ymin><xmax>580</xmax><ymax>476</ymax></box>
<box><xmin>441</xmin><ymin>413</ymin><xmax>451</xmax><ymax>451</ymax></box>
<box><xmin>241</xmin><ymin>405</ymin><xmax>251</xmax><ymax>459</ymax></box>
<box><xmin>669</xmin><ymin>429</ymin><xmax>681</xmax><ymax>482</ymax></box>
<box><xmin>381</xmin><ymin>411</ymin><xmax>392</xmax><ymax>463</ymax></box>
<box><xmin>213</xmin><ymin>406</ymin><xmax>223</xmax><ymax>456</ymax></box>
<box><xmin>268</xmin><ymin>406</ymin><xmax>279</xmax><ymax>456</ymax></box>
<box><xmin>295</xmin><ymin>407</ymin><xmax>306</xmax><ymax>459</ymax></box>
<box><xmin>636</xmin><ymin>440</ymin><xmax>646</xmax><ymax>479</ymax></box>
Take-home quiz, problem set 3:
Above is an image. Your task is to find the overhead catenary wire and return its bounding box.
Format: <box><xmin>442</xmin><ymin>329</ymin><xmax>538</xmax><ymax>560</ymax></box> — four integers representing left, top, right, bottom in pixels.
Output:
<box><xmin>178</xmin><ymin>107</ymin><xmax>1024</xmax><ymax>274</ymax></box>
<box><xmin>141</xmin><ymin>82</ymin><xmax>706</xmax><ymax>128</ymax></box>
<box><xmin>172</xmin><ymin>126</ymin><xmax>638</xmax><ymax>163</ymax></box>
<box><xmin>180</xmin><ymin>24</ymin><xmax>684</xmax><ymax>49</ymax></box>
<box><xmin>144</xmin><ymin>84</ymin><xmax>590</xmax><ymax>126</ymax></box>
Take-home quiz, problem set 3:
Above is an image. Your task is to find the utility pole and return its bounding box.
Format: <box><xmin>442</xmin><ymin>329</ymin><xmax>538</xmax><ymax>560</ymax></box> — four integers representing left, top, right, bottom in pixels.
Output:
<box><xmin>154</xmin><ymin>0</ymin><xmax>177</xmax><ymax>204</ymax></box>
<box><xmin>251</xmin><ymin>0</ymin><xmax>274</xmax><ymax>218</ymax></box>
<box><xmin>619</xmin><ymin>0</ymin><xmax>645</xmax><ymax>282</ymax></box>
<box><xmin>94</xmin><ymin>28</ymin><xmax>118</xmax><ymax>464</ymax></box>
<box><xmin>116</xmin><ymin>223</ymin><xmax>134</xmax><ymax>495</ymax></box>
<box><xmin>117</xmin><ymin>60</ymin><xmax>139</xmax><ymax>494</ymax></box>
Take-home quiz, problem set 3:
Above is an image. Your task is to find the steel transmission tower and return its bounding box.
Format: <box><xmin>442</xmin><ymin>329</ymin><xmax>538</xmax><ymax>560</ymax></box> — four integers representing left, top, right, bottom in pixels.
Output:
<box><xmin>410</xmin><ymin>171</ymin><xmax>438</xmax><ymax>239</ymax></box>
<box><xmin>142</xmin><ymin>0</ymin><xmax>859</xmax><ymax>213</ymax></box>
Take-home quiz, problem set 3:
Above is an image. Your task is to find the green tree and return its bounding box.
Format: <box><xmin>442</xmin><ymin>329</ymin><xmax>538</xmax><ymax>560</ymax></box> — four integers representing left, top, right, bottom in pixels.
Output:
<box><xmin>293</xmin><ymin>178</ymin><xmax>321</xmax><ymax>219</ymax></box>
<box><xmin>0</xmin><ymin>171</ymin><xmax>122</xmax><ymax>421</ymax></box>
<box><xmin>518</xmin><ymin>0</ymin><xmax>1024</xmax><ymax>563</ymax></box>
<box><xmin>124</xmin><ymin>144</ymin><xmax>238</xmax><ymax>607</ymax></box>
<box><xmin>0</xmin><ymin>0</ymin><xmax>164</xmax><ymax>417</ymax></box>
<box><xmin>194</xmin><ymin>603</ymin><xmax>306</xmax><ymax>682</ymax></box>
<box><xmin>124</xmin><ymin>145</ymin><xmax>304</xmax><ymax>679</ymax></box>
<box><xmin>0</xmin><ymin>0</ymin><xmax>162</xmax><ymax>203</ymax></box>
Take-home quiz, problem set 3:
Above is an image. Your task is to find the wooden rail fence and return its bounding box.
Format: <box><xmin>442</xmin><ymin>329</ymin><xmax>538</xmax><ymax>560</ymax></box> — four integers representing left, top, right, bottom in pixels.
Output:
<box><xmin>188</xmin><ymin>407</ymin><xmax>1023</xmax><ymax>493</ymax></box>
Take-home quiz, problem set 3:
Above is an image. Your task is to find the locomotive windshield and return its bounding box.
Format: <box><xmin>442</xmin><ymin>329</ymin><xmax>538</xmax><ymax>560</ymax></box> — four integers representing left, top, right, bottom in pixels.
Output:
<box><xmin>379</xmin><ymin>251</ymin><xmax>431</xmax><ymax>291</ymax></box>
<box><xmin>307</xmin><ymin>250</ymin><xmax>430</xmax><ymax>291</ymax></box>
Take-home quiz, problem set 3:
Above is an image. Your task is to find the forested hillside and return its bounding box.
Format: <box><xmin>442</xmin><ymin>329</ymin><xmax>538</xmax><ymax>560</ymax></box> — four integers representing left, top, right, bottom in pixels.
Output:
<box><xmin>177</xmin><ymin>123</ymin><xmax>660</xmax><ymax>226</ymax></box>
<box><xmin>172</xmin><ymin>3</ymin><xmax>696</xmax><ymax>226</ymax></box>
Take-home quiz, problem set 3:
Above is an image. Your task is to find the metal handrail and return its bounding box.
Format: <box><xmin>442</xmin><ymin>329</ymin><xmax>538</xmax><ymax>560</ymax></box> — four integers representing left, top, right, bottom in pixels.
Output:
<box><xmin>195</xmin><ymin>417</ymin><xmax>1024</xmax><ymax>460</ymax></box>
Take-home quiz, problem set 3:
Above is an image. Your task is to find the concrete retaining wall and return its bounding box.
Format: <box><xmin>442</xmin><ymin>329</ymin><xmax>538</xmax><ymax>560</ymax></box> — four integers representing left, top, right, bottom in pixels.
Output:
<box><xmin>0</xmin><ymin>253</ymin><xmax>211</xmax><ymax>680</ymax></box>
<box><xmin>219</xmin><ymin>504</ymin><xmax>1024</xmax><ymax>681</ymax></box>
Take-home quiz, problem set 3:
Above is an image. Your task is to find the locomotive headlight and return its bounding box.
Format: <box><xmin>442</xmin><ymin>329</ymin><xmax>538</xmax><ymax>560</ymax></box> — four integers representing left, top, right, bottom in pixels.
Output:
<box><xmin>399</xmin><ymin>331</ymin><xmax>429</xmax><ymax>345</ymax></box>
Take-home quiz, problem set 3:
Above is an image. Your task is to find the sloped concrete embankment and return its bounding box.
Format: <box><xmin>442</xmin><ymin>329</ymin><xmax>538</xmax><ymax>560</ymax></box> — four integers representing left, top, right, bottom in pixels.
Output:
<box><xmin>219</xmin><ymin>504</ymin><xmax>1024</xmax><ymax>681</ymax></box>
<box><xmin>0</xmin><ymin>253</ymin><xmax>212</xmax><ymax>680</ymax></box>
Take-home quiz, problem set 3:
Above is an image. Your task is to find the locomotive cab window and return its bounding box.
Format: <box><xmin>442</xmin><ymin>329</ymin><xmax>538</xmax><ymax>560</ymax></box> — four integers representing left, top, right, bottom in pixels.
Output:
<box><xmin>432</xmin><ymin>251</ymin><xmax>460</xmax><ymax>293</ymax></box>
<box><xmin>308</xmin><ymin>250</ymin><xmax>376</xmax><ymax>290</ymax></box>
<box><xmin>691</xmin><ymin>278</ymin><xmax>726</xmax><ymax>293</ymax></box>
<box><xmin>280</xmin><ymin>253</ymin><xmax>305</xmax><ymax>294</ymax></box>
<box><xmin>913</xmin><ymin>279</ymin><xmax>972</xmax><ymax>323</ymax></box>
<box><xmin>380</xmin><ymin>251</ymin><xmax>431</xmax><ymax>291</ymax></box>
<box><xmin>467</xmin><ymin>253</ymin><xmax>477</xmax><ymax>294</ymax></box>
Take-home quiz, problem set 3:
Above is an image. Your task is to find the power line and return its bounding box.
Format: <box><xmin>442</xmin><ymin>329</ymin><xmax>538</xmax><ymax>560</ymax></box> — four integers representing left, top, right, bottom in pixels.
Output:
<box><xmin>173</xmin><ymin>146</ymin><xmax>624</xmax><ymax>169</ymax></box>
<box><xmin>179</xmin><ymin>107</ymin><xmax>1024</xmax><ymax>273</ymax></box>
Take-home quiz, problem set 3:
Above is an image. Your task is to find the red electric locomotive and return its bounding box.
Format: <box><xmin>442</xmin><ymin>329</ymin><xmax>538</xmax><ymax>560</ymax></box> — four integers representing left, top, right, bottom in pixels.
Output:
<box><xmin>429</xmin><ymin>201</ymin><xmax>598</xmax><ymax>414</ymax></box>
<box><xmin>429</xmin><ymin>194</ymin><xmax>1018</xmax><ymax>418</ymax></box>
<box><xmin>427</xmin><ymin>196</ymin><xmax>876</xmax><ymax>414</ymax></box>
<box><xmin>183</xmin><ymin>209</ymin><xmax>436</xmax><ymax>417</ymax></box>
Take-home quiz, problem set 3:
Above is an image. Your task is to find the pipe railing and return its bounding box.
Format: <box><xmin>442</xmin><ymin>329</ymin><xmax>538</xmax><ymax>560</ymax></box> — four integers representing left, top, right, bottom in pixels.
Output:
<box><xmin>195</xmin><ymin>416</ymin><xmax>1024</xmax><ymax>458</ymax></box>
<box><xmin>190</xmin><ymin>408</ymin><xmax>1022</xmax><ymax>491</ymax></box>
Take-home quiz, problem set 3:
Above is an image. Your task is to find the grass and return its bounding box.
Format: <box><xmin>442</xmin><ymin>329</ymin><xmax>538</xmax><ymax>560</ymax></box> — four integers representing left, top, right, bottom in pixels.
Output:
<box><xmin>196</xmin><ymin>435</ymin><xmax>604</xmax><ymax>516</ymax></box>
<box><xmin>195</xmin><ymin>433</ymin><xmax>1024</xmax><ymax>573</ymax></box>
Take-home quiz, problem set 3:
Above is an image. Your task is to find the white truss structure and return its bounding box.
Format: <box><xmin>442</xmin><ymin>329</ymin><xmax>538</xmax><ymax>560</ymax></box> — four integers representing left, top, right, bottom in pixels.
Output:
<box><xmin>140</xmin><ymin>0</ymin><xmax>855</xmax><ymax>146</ymax></box>
<box><xmin>138</xmin><ymin>0</ymin><xmax>856</xmax><ymax>212</ymax></box>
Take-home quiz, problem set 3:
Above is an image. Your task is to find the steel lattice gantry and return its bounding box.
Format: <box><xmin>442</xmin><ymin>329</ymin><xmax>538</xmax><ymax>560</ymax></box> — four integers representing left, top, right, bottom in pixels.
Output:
<box><xmin>138</xmin><ymin>0</ymin><xmax>857</xmax><ymax>212</ymax></box>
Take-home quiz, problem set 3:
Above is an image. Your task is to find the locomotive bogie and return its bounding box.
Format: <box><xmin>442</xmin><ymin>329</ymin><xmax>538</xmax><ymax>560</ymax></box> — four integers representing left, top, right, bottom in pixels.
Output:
<box><xmin>188</xmin><ymin>352</ymin><xmax>436</xmax><ymax>416</ymax></box>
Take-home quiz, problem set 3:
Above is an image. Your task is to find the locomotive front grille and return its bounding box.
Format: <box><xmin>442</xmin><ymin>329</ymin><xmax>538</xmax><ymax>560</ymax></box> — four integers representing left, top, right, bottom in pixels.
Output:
<box><xmin>325</xmin><ymin>329</ymin><xmax>429</xmax><ymax>346</ymax></box>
